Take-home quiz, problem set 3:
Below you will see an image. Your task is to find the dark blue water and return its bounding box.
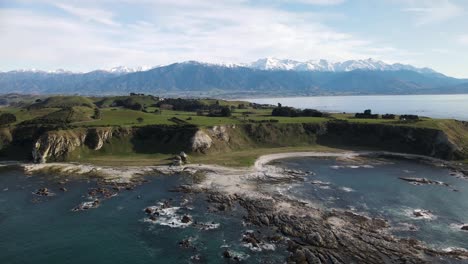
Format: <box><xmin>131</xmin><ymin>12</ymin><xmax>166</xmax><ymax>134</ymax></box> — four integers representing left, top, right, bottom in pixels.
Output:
<box><xmin>247</xmin><ymin>94</ymin><xmax>468</xmax><ymax>120</ymax></box>
<box><xmin>0</xmin><ymin>169</ymin><xmax>287</xmax><ymax>264</ymax></box>
<box><xmin>274</xmin><ymin>157</ymin><xmax>468</xmax><ymax>250</ymax></box>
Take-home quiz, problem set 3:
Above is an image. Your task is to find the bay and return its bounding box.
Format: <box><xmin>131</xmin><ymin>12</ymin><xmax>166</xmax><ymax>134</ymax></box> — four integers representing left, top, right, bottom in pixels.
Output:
<box><xmin>246</xmin><ymin>94</ymin><xmax>468</xmax><ymax>120</ymax></box>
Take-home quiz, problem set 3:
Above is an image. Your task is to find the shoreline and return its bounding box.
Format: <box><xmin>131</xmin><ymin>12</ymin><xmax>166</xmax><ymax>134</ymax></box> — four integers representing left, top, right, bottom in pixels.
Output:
<box><xmin>4</xmin><ymin>150</ymin><xmax>468</xmax><ymax>261</ymax></box>
<box><xmin>10</xmin><ymin>150</ymin><xmax>465</xmax><ymax>188</ymax></box>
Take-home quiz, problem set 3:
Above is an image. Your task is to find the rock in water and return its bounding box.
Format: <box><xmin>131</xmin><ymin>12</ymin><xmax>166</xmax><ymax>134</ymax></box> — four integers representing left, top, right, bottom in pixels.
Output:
<box><xmin>35</xmin><ymin>188</ymin><xmax>52</xmax><ymax>196</ymax></box>
<box><xmin>222</xmin><ymin>250</ymin><xmax>231</xmax><ymax>259</ymax></box>
<box><xmin>181</xmin><ymin>215</ymin><xmax>192</xmax><ymax>223</ymax></box>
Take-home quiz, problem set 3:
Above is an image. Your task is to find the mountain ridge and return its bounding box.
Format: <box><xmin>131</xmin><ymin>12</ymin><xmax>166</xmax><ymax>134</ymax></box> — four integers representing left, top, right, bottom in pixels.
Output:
<box><xmin>2</xmin><ymin>58</ymin><xmax>440</xmax><ymax>75</ymax></box>
<box><xmin>0</xmin><ymin>60</ymin><xmax>467</xmax><ymax>97</ymax></box>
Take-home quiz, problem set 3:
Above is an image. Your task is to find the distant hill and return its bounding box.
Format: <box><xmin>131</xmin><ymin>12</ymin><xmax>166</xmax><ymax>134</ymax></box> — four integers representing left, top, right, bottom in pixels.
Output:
<box><xmin>29</xmin><ymin>96</ymin><xmax>95</xmax><ymax>109</ymax></box>
<box><xmin>1</xmin><ymin>60</ymin><xmax>467</xmax><ymax>97</ymax></box>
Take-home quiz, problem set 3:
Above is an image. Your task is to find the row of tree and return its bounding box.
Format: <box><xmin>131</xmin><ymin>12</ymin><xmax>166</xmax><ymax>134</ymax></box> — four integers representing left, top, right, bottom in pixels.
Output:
<box><xmin>272</xmin><ymin>104</ymin><xmax>324</xmax><ymax>117</ymax></box>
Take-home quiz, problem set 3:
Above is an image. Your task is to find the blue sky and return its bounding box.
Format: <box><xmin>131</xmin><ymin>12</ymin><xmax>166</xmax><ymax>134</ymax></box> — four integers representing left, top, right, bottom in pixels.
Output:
<box><xmin>0</xmin><ymin>0</ymin><xmax>467</xmax><ymax>77</ymax></box>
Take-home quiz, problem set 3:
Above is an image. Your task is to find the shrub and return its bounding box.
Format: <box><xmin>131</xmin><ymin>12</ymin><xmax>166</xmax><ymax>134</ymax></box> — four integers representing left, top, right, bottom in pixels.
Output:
<box><xmin>382</xmin><ymin>114</ymin><xmax>395</xmax><ymax>119</ymax></box>
<box><xmin>399</xmin><ymin>115</ymin><xmax>419</xmax><ymax>121</ymax></box>
<box><xmin>220</xmin><ymin>106</ymin><xmax>231</xmax><ymax>117</ymax></box>
<box><xmin>355</xmin><ymin>109</ymin><xmax>379</xmax><ymax>119</ymax></box>
<box><xmin>0</xmin><ymin>113</ymin><xmax>16</xmax><ymax>125</ymax></box>
<box><xmin>92</xmin><ymin>108</ymin><xmax>101</xmax><ymax>119</ymax></box>
<box><xmin>272</xmin><ymin>106</ymin><xmax>323</xmax><ymax>117</ymax></box>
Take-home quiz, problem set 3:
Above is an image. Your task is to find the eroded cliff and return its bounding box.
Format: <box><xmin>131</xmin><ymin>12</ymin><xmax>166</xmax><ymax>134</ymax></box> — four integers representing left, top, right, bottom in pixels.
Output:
<box><xmin>0</xmin><ymin>121</ymin><xmax>465</xmax><ymax>163</ymax></box>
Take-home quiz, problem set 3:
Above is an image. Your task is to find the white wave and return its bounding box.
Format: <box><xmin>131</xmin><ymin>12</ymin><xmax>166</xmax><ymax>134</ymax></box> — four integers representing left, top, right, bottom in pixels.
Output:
<box><xmin>143</xmin><ymin>203</ymin><xmax>192</xmax><ymax>228</ymax></box>
<box><xmin>196</xmin><ymin>222</ymin><xmax>220</xmax><ymax>230</ymax></box>
<box><xmin>442</xmin><ymin>247</ymin><xmax>468</xmax><ymax>253</ymax></box>
<box><xmin>403</xmin><ymin>208</ymin><xmax>437</xmax><ymax>220</ymax></box>
<box><xmin>242</xmin><ymin>242</ymin><xmax>276</xmax><ymax>252</ymax></box>
<box><xmin>449</xmin><ymin>223</ymin><xmax>468</xmax><ymax>232</ymax></box>
<box><xmin>339</xmin><ymin>187</ymin><xmax>355</xmax><ymax>192</ymax></box>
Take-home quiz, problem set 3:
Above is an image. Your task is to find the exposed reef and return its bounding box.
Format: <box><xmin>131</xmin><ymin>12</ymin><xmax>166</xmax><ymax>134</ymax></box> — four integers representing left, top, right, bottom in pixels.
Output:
<box><xmin>18</xmin><ymin>151</ymin><xmax>468</xmax><ymax>263</ymax></box>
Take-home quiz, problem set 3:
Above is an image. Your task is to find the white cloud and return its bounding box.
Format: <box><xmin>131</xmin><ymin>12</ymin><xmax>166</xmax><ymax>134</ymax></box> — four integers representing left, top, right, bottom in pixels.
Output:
<box><xmin>403</xmin><ymin>0</ymin><xmax>463</xmax><ymax>26</ymax></box>
<box><xmin>284</xmin><ymin>0</ymin><xmax>345</xmax><ymax>5</ymax></box>
<box><xmin>0</xmin><ymin>1</ymin><xmax>408</xmax><ymax>72</ymax></box>
<box><xmin>53</xmin><ymin>3</ymin><xmax>119</xmax><ymax>26</ymax></box>
<box><xmin>459</xmin><ymin>35</ymin><xmax>468</xmax><ymax>45</ymax></box>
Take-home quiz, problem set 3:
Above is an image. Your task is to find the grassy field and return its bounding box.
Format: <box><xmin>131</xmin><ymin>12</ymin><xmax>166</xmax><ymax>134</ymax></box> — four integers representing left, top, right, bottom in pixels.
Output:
<box><xmin>0</xmin><ymin>95</ymin><xmax>466</xmax><ymax>144</ymax></box>
<box><xmin>68</xmin><ymin>145</ymin><xmax>345</xmax><ymax>167</ymax></box>
<box><xmin>0</xmin><ymin>95</ymin><xmax>466</xmax><ymax>167</ymax></box>
<box><xmin>0</xmin><ymin>100</ymin><xmax>462</xmax><ymax>130</ymax></box>
<box><xmin>29</xmin><ymin>96</ymin><xmax>95</xmax><ymax>109</ymax></box>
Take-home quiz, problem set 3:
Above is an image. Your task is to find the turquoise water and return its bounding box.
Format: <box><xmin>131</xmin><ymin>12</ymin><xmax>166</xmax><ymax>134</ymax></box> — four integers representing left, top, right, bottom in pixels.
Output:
<box><xmin>274</xmin><ymin>157</ymin><xmax>468</xmax><ymax>250</ymax></box>
<box><xmin>0</xmin><ymin>170</ymin><xmax>287</xmax><ymax>264</ymax></box>
<box><xmin>246</xmin><ymin>94</ymin><xmax>468</xmax><ymax>120</ymax></box>
<box><xmin>1</xmin><ymin>157</ymin><xmax>467</xmax><ymax>263</ymax></box>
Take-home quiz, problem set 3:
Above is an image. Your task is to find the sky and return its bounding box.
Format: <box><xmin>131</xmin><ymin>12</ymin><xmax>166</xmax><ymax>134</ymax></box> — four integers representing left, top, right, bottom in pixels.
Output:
<box><xmin>0</xmin><ymin>0</ymin><xmax>467</xmax><ymax>78</ymax></box>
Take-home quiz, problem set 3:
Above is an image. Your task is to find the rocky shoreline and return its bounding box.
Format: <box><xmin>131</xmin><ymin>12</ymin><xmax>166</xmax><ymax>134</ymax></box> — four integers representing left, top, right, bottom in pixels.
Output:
<box><xmin>11</xmin><ymin>151</ymin><xmax>468</xmax><ymax>263</ymax></box>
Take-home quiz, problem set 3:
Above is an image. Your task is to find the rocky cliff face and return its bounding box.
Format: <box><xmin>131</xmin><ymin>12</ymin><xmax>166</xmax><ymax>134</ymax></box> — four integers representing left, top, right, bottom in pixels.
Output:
<box><xmin>14</xmin><ymin>122</ymin><xmax>467</xmax><ymax>163</ymax></box>
<box><xmin>32</xmin><ymin>130</ymin><xmax>87</xmax><ymax>163</ymax></box>
<box><xmin>190</xmin><ymin>130</ymin><xmax>213</xmax><ymax>153</ymax></box>
<box><xmin>32</xmin><ymin>127</ymin><xmax>114</xmax><ymax>163</ymax></box>
<box><xmin>318</xmin><ymin>122</ymin><xmax>462</xmax><ymax>160</ymax></box>
<box><xmin>84</xmin><ymin>128</ymin><xmax>114</xmax><ymax>150</ymax></box>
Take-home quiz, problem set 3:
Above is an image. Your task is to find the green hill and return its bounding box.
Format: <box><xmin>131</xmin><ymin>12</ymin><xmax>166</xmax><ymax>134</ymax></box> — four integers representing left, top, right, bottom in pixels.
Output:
<box><xmin>96</xmin><ymin>95</ymin><xmax>159</xmax><ymax>108</ymax></box>
<box><xmin>25</xmin><ymin>106</ymin><xmax>95</xmax><ymax>124</ymax></box>
<box><xmin>29</xmin><ymin>96</ymin><xmax>96</xmax><ymax>109</ymax></box>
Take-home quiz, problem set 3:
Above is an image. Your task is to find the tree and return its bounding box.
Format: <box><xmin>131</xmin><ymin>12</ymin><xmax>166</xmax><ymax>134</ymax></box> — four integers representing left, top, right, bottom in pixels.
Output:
<box><xmin>242</xmin><ymin>112</ymin><xmax>249</xmax><ymax>121</ymax></box>
<box><xmin>220</xmin><ymin>106</ymin><xmax>231</xmax><ymax>117</ymax></box>
<box><xmin>92</xmin><ymin>108</ymin><xmax>101</xmax><ymax>119</ymax></box>
<box><xmin>0</xmin><ymin>113</ymin><xmax>17</xmax><ymax>125</ymax></box>
<box><xmin>131</xmin><ymin>103</ymin><xmax>144</xmax><ymax>111</ymax></box>
<box><xmin>137</xmin><ymin>117</ymin><xmax>144</xmax><ymax>123</ymax></box>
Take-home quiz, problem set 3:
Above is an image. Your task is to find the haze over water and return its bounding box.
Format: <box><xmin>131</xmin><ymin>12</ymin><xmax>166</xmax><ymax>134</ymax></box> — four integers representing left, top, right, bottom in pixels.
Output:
<box><xmin>247</xmin><ymin>94</ymin><xmax>468</xmax><ymax>121</ymax></box>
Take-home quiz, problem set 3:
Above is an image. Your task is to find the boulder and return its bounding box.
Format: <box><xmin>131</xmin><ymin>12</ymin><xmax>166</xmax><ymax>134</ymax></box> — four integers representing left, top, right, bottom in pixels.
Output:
<box><xmin>180</xmin><ymin>151</ymin><xmax>188</xmax><ymax>163</ymax></box>
<box><xmin>181</xmin><ymin>215</ymin><xmax>192</xmax><ymax>223</ymax></box>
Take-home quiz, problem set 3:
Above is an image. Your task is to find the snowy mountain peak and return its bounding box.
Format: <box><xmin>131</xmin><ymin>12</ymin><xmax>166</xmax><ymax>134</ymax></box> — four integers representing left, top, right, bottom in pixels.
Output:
<box><xmin>106</xmin><ymin>65</ymin><xmax>154</xmax><ymax>74</ymax></box>
<box><xmin>247</xmin><ymin>58</ymin><xmax>437</xmax><ymax>74</ymax></box>
<box><xmin>5</xmin><ymin>59</ymin><xmax>439</xmax><ymax>76</ymax></box>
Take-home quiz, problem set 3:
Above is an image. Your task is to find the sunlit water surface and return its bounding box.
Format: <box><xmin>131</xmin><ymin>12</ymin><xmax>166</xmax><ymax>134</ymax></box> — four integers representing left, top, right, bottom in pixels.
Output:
<box><xmin>245</xmin><ymin>94</ymin><xmax>468</xmax><ymax>120</ymax></box>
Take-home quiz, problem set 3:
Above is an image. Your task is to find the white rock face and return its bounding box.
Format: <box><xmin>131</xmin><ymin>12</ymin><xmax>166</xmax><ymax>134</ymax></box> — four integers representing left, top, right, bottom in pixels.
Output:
<box><xmin>190</xmin><ymin>130</ymin><xmax>213</xmax><ymax>153</ymax></box>
<box><xmin>32</xmin><ymin>132</ymin><xmax>86</xmax><ymax>163</ymax></box>
<box><xmin>208</xmin><ymin>125</ymin><xmax>230</xmax><ymax>142</ymax></box>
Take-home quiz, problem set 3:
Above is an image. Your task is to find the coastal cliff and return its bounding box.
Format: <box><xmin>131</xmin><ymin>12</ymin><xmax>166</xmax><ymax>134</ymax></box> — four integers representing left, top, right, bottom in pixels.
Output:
<box><xmin>0</xmin><ymin>121</ymin><xmax>466</xmax><ymax>163</ymax></box>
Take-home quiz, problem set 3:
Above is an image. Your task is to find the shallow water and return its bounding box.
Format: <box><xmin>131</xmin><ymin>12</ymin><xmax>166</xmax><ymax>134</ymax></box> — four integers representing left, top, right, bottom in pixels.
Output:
<box><xmin>246</xmin><ymin>94</ymin><xmax>468</xmax><ymax>120</ymax></box>
<box><xmin>274</xmin><ymin>157</ymin><xmax>468</xmax><ymax>250</ymax></box>
<box><xmin>0</xmin><ymin>170</ymin><xmax>287</xmax><ymax>264</ymax></box>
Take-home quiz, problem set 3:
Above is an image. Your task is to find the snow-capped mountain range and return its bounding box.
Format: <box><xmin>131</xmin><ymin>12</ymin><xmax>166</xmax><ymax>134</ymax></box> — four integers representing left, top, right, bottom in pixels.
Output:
<box><xmin>3</xmin><ymin>58</ymin><xmax>437</xmax><ymax>75</ymax></box>
<box><xmin>243</xmin><ymin>58</ymin><xmax>436</xmax><ymax>74</ymax></box>
<box><xmin>1</xmin><ymin>58</ymin><xmax>466</xmax><ymax>96</ymax></box>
